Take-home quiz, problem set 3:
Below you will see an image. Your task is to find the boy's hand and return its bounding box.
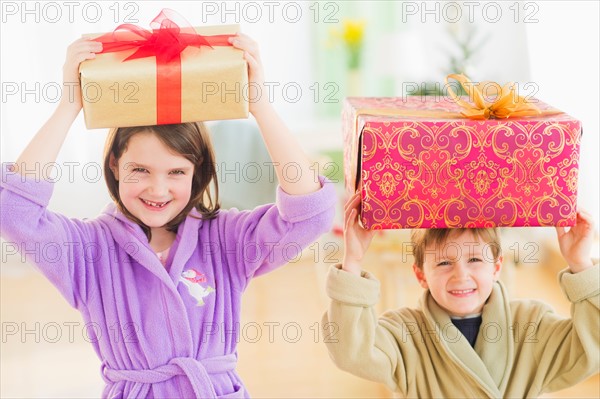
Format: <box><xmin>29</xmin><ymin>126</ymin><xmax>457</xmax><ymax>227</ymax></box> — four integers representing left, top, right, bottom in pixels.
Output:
<box><xmin>228</xmin><ymin>33</ymin><xmax>268</xmax><ymax>115</ymax></box>
<box><xmin>61</xmin><ymin>38</ymin><xmax>103</xmax><ymax>110</ymax></box>
<box><xmin>556</xmin><ymin>209</ymin><xmax>595</xmax><ymax>273</ymax></box>
<box><xmin>343</xmin><ymin>191</ymin><xmax>376</xmax><ymax>275</ymax></box>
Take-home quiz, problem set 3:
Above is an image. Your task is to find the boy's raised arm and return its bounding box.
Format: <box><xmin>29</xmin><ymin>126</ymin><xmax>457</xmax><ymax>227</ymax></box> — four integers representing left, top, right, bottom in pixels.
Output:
<box><xmin>527</xmin><ymin>210</ymin><xmax>599</xmax><ymax>393</ymax></box>
<box><xmin>322</xmin><ymin>191</ymin><xmax>407</xmax><ymax>392</ymax></box>
<box><xmin>555</xmin><ymin>210</ymin><xmax>596</xmax><ymax>273</ymax></box>
<box><xmin>342</xmin><ymin>191</ymin><xmax>375</xmax><ymax>275</ymax></box>
<box><xmin>322</xmin><ymin>265</ymin><xmax>407</xmax><ymax>393</ymax></box>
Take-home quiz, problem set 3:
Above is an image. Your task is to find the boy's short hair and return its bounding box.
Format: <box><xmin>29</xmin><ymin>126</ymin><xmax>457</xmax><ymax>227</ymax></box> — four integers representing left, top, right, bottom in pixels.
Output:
<box><xmin>411</xmin><ymin>228</ymin><xmax>502</xmax><ymax>269</ymax></box>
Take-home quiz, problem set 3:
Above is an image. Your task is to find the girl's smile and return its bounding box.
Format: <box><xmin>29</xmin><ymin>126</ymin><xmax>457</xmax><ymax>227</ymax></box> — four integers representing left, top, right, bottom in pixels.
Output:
<box><xmin>140</xmin><ymin>198</ymin><xmax>172</xmax><ymax>210</ymax></box>
<box><xmin>110</xmin><ymin>131</ymin><xmax>194</xmax><ymax>236</ymax></box>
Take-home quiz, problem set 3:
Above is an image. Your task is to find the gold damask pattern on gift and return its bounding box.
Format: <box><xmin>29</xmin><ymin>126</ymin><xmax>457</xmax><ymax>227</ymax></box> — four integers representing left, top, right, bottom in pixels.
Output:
<box><xmin>343</xmin><ymin>77</ymin><xmax>582</xmax><ymax>229</ymax></box>
<box><xmin>359</xmin><ymin>117</ymin><xmax>580</xmax><ymax>229</ymax></box>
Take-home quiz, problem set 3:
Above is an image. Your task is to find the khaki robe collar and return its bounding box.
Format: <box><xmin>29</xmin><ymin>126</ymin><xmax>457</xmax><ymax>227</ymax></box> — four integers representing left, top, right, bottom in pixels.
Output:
<box><xmin>419</xmin><ymin>282</ymin><xmax>514</xmax><ymax>397</ymax></box>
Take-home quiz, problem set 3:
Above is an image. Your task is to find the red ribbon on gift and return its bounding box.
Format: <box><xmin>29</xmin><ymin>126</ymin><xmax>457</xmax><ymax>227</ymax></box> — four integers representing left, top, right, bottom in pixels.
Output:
<box><xmin>94</xmin><ymin>9</ymin><xmax>235</xmax><ymax>125</ymax></box>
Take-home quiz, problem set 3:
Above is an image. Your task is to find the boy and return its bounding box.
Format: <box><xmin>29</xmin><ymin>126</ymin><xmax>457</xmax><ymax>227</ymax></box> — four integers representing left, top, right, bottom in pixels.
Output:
<box><xmin>323</xmin><ymin>192</ymin><xmax>599</xmax><ymax>398</ymax></box>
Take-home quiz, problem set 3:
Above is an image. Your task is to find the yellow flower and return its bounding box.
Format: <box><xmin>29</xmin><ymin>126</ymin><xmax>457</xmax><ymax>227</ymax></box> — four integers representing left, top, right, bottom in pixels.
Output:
<box><xmin>329</xmin><ymin>18</ymin><xmax>367</xmax><ymax>69</ymax></box>
<box><xmin>342</xmin><ymin>19</ymin><xmax>366</xmax><ymax>47</ymax></box>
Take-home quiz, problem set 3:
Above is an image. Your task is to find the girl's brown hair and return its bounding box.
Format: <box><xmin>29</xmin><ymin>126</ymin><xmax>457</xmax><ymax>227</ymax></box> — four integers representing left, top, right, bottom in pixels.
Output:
<box><xmin>103</xmin><ymin>122</ymin><xmax>220</xmax><ymax>241</ymax></box>
<box><xmin>411</xmin><ymin>228</ymin><xmax>502</xmax><ymax>269</ymax></box>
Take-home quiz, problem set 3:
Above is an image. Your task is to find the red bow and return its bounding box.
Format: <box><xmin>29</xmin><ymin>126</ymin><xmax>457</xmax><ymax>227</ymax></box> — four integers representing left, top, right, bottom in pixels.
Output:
<box><xmin>95</xmin><ymin>9</ymin><xmax>234</xmax><ymax>125</ymax></box>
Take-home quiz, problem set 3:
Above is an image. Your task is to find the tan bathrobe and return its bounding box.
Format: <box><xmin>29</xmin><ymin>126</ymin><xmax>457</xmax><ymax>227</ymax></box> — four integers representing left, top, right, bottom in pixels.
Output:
<box><xmin>323</xmin><ymin>263</ymin><xmax>599</xmax><ymax>398</ymax></box>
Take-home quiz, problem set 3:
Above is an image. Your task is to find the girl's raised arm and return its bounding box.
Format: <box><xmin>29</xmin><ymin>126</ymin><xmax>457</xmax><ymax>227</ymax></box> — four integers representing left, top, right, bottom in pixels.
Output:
<box><xmin>229</xmin><ymin>33</ymin><xmax>321</xmax><ymax>196</ymax></box>
<box><xmin>1</xmin><ymin>38</ymin><xmax>103</xmax><ymax>308</ymax></box>
<box><xmin>13</xmin><ymin>38</ymin><xmax>102</xmax><ymax>178</ymax></box>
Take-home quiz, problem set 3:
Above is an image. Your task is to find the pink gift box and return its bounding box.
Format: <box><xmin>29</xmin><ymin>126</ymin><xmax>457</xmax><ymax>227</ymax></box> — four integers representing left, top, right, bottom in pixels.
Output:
<box><xmin>342</xmin><ymin>96</ymin><xmax>582</xmax><ymax>229</ymax></box>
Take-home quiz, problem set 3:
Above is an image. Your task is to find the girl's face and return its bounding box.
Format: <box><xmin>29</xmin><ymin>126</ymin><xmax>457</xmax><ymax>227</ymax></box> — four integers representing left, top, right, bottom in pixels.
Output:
<box><xmin>110</xmin><ymin>131</ymin><xmax>194</xmax><ymax>233</ymax></box>
<box><xmin>413</xmin><ymin>231</ymin><xmax>503</xmax><ymax>317</ymax></box>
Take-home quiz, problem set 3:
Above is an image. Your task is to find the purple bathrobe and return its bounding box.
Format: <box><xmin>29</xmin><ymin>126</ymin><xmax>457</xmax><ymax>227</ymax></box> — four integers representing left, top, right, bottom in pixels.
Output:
<box><xmin>0</xmin><ymin>163</ymin><xmax>336</xmax><ymax>398</ymax></box>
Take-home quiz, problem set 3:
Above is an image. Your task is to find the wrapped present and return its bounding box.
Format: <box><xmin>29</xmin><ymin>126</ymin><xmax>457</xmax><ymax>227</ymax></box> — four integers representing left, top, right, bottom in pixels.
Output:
<box><xmin>80</xmin><ymin>9</ymin><xmax>248</xmax><ymax>129</ymax></box>
<box><xmin>343</xmin><ymin>75</ymin><xmax>582</xmax><ymax>229</ymax></box>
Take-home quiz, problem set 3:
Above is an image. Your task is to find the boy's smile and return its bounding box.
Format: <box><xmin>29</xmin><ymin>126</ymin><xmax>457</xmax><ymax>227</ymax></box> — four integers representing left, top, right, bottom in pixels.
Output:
<box><xmin>413</xmin><ymin>230</ymin><xmax>503</xmax><ymax>317</ymax></box>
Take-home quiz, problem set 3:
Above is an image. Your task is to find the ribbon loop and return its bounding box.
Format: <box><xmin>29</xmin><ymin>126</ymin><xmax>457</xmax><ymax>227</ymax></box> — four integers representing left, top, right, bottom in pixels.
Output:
<box><xmin>92</xmin><ymin>8</ymin><xmax>236</xmax><ymax>125</ymax></box>
<box><xmin>95</xmin><ymin>8</ymin><xmax>230</xmax><ymax>62</ymax></box>
<box><xmin>445</xmin><ymin>73</ymin><xmax>541</xmax><ymax>120</ymax></box>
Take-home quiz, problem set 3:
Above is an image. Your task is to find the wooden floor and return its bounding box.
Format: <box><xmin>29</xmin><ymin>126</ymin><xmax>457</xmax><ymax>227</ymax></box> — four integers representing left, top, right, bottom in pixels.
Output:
<box><xmin>1</xmin><ymin>229</ymin><xmax>598</xmax><ymax>398</ymax></box>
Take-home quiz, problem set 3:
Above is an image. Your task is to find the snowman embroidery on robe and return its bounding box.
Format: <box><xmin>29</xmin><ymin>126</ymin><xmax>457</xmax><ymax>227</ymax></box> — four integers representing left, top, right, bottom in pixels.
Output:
<box><xmin>180</xmin><ymin>269</ymin><xmax>215</xmax><ymax>306</ymax></box>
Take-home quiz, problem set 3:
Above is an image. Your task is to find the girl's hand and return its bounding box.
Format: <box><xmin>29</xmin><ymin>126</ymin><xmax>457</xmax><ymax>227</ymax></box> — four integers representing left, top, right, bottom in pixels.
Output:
<box><xmin>343</xmin><ymin>191</ymin><xmax>376</xmax><ymax>275</ymax></box>
<box><xmin>61</xmin><ymin>38</ymin><xmax>103</xmax><ymax>110</ymax></box>
<box><xmin>228</xmin><ymin>33</ymin><xmax>268</xmax><ymax>114</ymax></box>
<box><xmin>556</xmin><ymin>209</ymin><xmax>596</xmax><ymax>273</ymax></box>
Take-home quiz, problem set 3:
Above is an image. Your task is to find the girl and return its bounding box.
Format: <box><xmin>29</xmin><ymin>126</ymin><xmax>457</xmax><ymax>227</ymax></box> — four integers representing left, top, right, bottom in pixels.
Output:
<box><xmin>0</xmin><ymin>34</ymin><xmax>336</xmax><ymax>398</ymax></box>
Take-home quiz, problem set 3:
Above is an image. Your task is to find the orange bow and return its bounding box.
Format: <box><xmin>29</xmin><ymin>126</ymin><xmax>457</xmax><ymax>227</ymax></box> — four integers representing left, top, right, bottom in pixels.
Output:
<box><xmin>445</xmin><ymin>74</ymin><xmax>541</xmax><ymax>119</ymax></box>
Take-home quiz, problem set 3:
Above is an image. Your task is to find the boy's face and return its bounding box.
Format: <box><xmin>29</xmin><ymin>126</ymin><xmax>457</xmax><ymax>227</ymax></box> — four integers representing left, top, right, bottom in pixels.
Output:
<box><xmin>110</xmin><ymin>132</ymin><xmax>194</xmax><ymax>233</ymax></box>
<box><xmin>413</xmin><ymin>231</ymin><xmax>502</xmax><ymax>318</ymax></box>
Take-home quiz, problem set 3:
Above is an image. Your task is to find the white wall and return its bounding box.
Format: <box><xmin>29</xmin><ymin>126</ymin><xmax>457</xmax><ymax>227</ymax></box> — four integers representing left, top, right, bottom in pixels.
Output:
<box><xmin>526</xmin><ymin>0</ymin><xmax>600</xmax><ymax>224</ymax></box>
<box><xmin>389</xmin><ymin>1</ymin><xmax>531</xmax><ymax>84</ymax></box>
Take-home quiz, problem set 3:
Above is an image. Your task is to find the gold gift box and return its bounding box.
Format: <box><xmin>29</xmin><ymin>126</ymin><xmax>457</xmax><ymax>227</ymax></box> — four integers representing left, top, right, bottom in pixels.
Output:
<box><xmin>79</xmin><ymin>24</ymin><xmax>248</xmax><ymax>129</ymax></box>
